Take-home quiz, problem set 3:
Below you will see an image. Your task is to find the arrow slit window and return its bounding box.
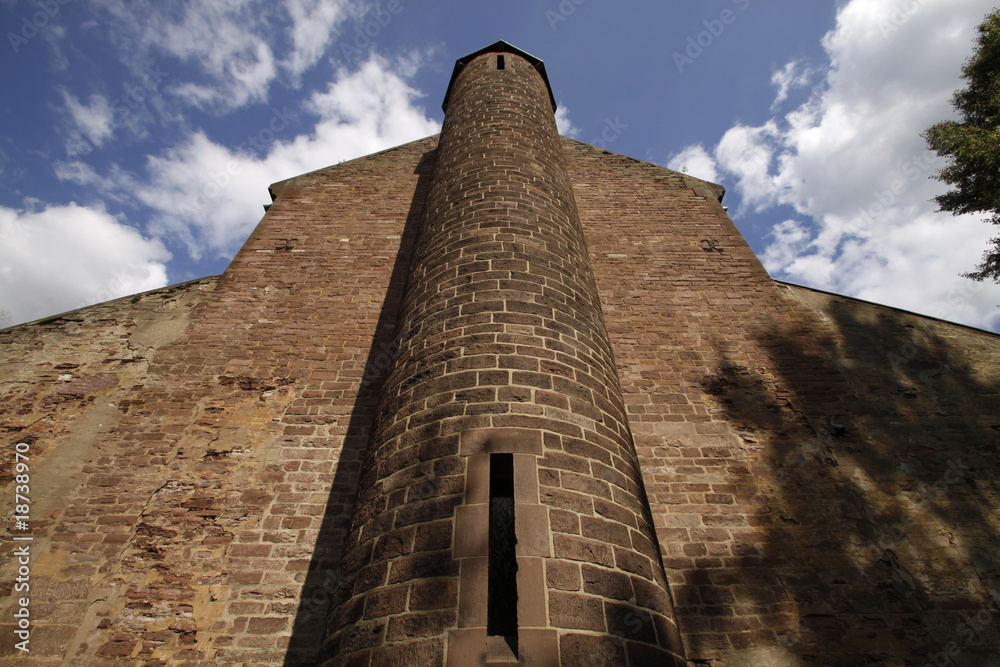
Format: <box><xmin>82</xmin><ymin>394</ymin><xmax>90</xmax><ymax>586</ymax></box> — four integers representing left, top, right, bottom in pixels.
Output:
<box><xmin>488</xmin><ymin>453</ymin><xmax>517</xmax><ymax>639</ymax></box>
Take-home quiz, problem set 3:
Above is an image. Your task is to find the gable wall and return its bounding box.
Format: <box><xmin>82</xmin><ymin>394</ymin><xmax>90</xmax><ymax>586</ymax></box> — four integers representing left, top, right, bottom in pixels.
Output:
<box><xmin>568</xmin><ymin>139</ymin><xmax>1000</xmax><ymax>665</ymax></box>
<box><xmin>0</xmin><ymin>137</ymin><xmax>437</xmax><ymax>665</ymax></box>
<box><xmin>0</xmin><ymin>135</ymin><xmax>998</xmax><ymax>665</ymax></box>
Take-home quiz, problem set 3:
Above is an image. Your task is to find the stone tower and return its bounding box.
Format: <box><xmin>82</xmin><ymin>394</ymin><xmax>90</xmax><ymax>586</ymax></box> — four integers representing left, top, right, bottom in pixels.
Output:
<box><xmin>2</xmin><ymin>39</ymin><xmax>999</xmax><ymax>667</ymax></box>
<box><xmin>320</xmin><ymin>42</ymin><xmax>686</xmax><ymax>666</ymax></box>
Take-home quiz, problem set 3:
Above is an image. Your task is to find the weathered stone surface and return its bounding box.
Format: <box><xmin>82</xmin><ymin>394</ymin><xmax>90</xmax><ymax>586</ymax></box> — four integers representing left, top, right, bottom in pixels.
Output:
<box><xmin>0</xmin><ymin>134</ymin><xmax>439</xmax><ymax>665</ymax></box>
<box><xmin>569</xmin><ymin>139</ymin><xmax>1000</xmax><ymax>664</ymax></box>
<box><xmin>0</xmin><ymin>40</ymin><xmax>997</xmax><ymax>667</ymax></box>
<box><xmin>321</xmin><ymin>44</ymin><xmax>683</xmax><ymax>666</ymax></box>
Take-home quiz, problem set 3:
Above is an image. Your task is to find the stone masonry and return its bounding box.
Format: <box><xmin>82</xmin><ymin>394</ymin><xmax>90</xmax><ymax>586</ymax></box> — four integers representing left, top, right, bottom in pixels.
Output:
<box><xmin>0</xmin><ymin>41</ymin><xmax>998</xmax><ymax>666</ymax></box>
<box><xmin>320</xmin><ymin>44</ymin><xmax>684</xmax><ymax>666</ymax></box>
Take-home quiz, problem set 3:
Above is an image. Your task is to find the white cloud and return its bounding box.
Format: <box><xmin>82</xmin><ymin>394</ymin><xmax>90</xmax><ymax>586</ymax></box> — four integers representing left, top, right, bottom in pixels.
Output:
<box><xmin>53</xmin><ymin>160</ymin><xmax>102</xmax><ymax>186</ymax></box>
<box><xmin>770</xmin><ymin>60</ymin><xmax>812</xmax><ymax>110</ymax></box>
<box><xmin>61</xmin><ymin>56</ymin><xmax>441</xmax><ymax>261</ymax></box>
<box><xmin>678</xmin><ymin>0</ymin><xmax>1000</xmax><ymax>331</ymax></box>
<box><xmin>89</xmin><ymin>0</ymin><xmax>360</xmax><ymax>113</ymax></box>
<box><xmin>555</xmin><ymin>105</ymin><xmax>581</xmax><ymax>138</ymax></box>
<box><xmin>61</xmin><ymin>90</ymin><xmax>114</xmax><ymax>154</ymax></box>
<box><xmin>0</xmin><ymin>204</ymin><xmax>169</xmax><ymax>328</ymax></box>
<box><xmin>282</xmin><ymin>0</ymin><xmax>357</xmax><ymax>78</ymax></box>
<box><xmin>666</xmin><ymin>143</ymin><xmax>720</xmax><ymax>184</ymax></box>
<box><xmin>761</xmin><ymin>218</ymin><xmax>813</xmax><ymax>276</ymax></box>
<box><xmin>141</xmin><ymin>3</ymin><xmax>276</xmax><ymax>110</ymax></box>
<box><xmin>714</xmin><ymin>122</ymin><xmax>780</xmax><ymax>212</ymax></box>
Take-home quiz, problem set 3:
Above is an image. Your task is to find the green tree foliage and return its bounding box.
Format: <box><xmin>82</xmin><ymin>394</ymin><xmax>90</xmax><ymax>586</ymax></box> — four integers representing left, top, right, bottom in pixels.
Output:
<box><xmin>924</xmin><ymin>8</ymin><xmax>1000</xmax><ymax>281</ymax></box>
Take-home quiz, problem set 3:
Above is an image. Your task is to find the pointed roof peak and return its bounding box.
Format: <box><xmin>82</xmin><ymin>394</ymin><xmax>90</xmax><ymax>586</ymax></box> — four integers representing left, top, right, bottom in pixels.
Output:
<box><xmin>442</xmin><ymin>40</ymin><xmax>556</xmax><ymax>113</ymax></box>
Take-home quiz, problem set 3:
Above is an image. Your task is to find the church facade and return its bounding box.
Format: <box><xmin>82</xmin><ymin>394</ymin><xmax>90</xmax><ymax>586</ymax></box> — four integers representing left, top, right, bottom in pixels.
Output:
<box><xmin>2</xmin><ymin>42</ymin><xmax>999</xmax><ymax>666</ymax></box>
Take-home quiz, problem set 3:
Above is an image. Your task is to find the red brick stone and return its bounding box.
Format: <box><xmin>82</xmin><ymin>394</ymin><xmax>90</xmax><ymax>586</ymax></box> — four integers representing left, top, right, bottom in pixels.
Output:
<box><xmin>549</xmin><ymin>591</ymin><xmax>606</xmax><ymax>632</ymax></box>
<box><xmin>559</xmin><ymin>632</ymin><xmax>625</xmax><ymax>665</ymax></box>
<box><xmin>409</xmin><ymin>579</ymin><xmax>458</xmax><ymax>611</ymax></box>
<box><xmin>3</xmin><ymin>37</ymin><xmax>997</xmax><ymax>667</ymax></box>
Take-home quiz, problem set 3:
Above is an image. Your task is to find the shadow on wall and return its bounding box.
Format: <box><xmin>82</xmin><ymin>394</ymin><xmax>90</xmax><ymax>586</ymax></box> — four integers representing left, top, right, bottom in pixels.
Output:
<box><xmin>283</xmin><ymin>150</ymin><xmax>437</xmax><ymax>665</ymax></box>
<box><xmin>697</xmin><ymin>293</ymin><xmax>1000</xmax><ymax>665</ymax></box>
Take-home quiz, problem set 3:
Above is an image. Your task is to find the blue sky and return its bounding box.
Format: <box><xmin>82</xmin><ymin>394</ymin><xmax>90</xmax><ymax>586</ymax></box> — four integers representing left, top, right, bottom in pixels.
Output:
<box><xmin>2</xmin><ymin>0</ymin><xmax>1000</xmax><ymax>332</ymax></box>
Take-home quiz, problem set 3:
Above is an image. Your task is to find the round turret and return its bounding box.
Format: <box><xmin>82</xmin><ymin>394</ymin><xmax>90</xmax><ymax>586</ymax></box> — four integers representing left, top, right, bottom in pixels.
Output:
<box><xmin>321</xmin><ymin>42</ymin><xmax>686</xmax><ymax>666</ymax></box>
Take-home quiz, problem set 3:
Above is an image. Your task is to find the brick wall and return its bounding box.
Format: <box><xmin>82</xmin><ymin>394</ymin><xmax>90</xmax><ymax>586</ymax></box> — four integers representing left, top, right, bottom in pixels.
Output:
<box><xmin>569</xmin><ymin>140</ymin><xmax>1000</xmax><ymax>666</ymax></box>
<box><xmin>322</xmin><ymin>48</ymin><xmax>684</xmax><ymax>666</ymax></box>
<box><xmin>0</xmin><ymin>136</ymin><xmax>437</xmax><ymax>665</ymax></box>
<box><xmin>0</xmin><ymin>48</ymin><xmax>998</xmax><ymax>667</ymax></box>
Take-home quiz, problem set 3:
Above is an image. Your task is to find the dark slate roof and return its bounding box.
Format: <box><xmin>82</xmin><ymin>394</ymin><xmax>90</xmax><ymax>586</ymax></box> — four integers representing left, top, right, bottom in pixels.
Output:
<box><xmin>442</xmin><ymin>40</ymin><xmax>557</xmax><ymax>112</ymax></box>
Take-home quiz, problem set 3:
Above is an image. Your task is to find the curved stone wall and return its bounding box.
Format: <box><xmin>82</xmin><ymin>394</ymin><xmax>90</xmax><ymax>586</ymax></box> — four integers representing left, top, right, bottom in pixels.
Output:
<box><xmin>321</xmin><ymin>46</ymin><xmax>685</xmax><ymax>666</ymax></box>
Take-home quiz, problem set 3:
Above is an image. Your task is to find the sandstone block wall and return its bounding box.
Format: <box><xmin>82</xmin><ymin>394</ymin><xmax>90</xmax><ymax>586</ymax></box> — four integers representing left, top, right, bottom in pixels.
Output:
<box><xmin>568</xmin><ymin>140</ymin><xmax>1000</xmax><ymax>666</ymax></box>
<box><xmin>322</xmin><ymin>48</ymin><xmax>684</xmax><ymax>666</ymax></box>
<box><xmin>0</xmin><ymin>137</ymin><xmax>437</xmax><ymax>665</ymax></box>
<box><xmin>0</xmin><ymin>103</ymin><xmax>997</xmax><ymax>667</ymax></box>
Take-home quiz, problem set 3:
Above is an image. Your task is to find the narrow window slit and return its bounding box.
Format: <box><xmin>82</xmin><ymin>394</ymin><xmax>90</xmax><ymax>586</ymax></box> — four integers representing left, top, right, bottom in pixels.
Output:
<box><xmin>497</xmin><ymin>54</ymin><xmax>505</xmax><ymax>70</ymax></box>
<box><xmin>488</xmin><ymin>453</ymin><xmax>517</xmax><ymax>646</ymax></box>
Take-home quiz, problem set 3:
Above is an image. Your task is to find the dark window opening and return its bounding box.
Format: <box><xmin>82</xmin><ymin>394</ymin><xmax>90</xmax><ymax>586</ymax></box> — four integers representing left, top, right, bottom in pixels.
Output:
<box><xmin>488</xmin><ymin>453</ymin><xmax>517</xmax><ymax>643</ymax></box>
<box><xmin>497</xmin><ymin>54</ymin><xmax>505</xmax><ymax>70</ymax></box>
